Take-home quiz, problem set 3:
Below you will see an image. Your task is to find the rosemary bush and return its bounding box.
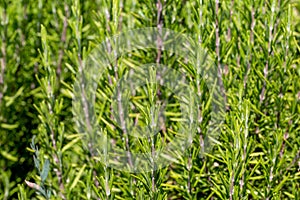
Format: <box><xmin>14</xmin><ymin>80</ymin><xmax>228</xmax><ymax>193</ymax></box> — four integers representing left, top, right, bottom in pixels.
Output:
<box><xmin>0</xmin><ymin>0</ymin><xmax>299</xmax><ymax>199</ymax></box>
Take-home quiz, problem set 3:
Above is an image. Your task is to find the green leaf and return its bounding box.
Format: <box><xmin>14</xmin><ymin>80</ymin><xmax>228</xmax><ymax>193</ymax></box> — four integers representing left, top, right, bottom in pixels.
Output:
<box><xmin>0</xmin><ymin>123</ymin><xmax>19</xmax><ymax>130</ymax></box>
<box><xmin>0</xmin><ymin>151</ymin><xmax>18</xmax><ymax>162</ymax></box>
<box><xmin>61</xmin><ymin>137</ymin><xmax>81</xmax><ymax>153</ymax></box>
<box><xmin>70</xmin><ymin>164</ymin><xmax>86</xmax><ymax>191</ymax></box>
<box><xmin>41</xmin><ymin>159</ymin><xmax>50</xmax><ymax>183</ymax></box>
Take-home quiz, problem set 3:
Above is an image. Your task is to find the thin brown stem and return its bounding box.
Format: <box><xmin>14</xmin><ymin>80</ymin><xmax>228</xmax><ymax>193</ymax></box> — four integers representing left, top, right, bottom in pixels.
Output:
<box><xmin>116</xmin><ymin>80</ymin><xmax>134</xmax><ymax>168</ymax></box>
<box><xmin>229</xmin><ymin>171</ymin><xmax>234</xmax><ymax>200</ymax></box>
<box><xmin>187</xmin><ymin>151</ymin><xmax>192</xmax><ymax>195</ymax></box>
<box><xmin>284</xmin><ymin>2</ymin><xmax>291</xmax><ymax>73</ymax></box>
<box><xmin>151</xmin><ymin>140</ymin><xmax>156</xmax><ymax>193</ymax></box>
<box><xmin>118</xmin><ymin>0</ymin><xmax>124</xmax><ymax>32</ymax></box>
<box><xmin>273</xmin><ymin>0</ymin><xmax>281</xmax><ymax>40</ymax></box>
<box><xmin>260</xmin><ymin>1</ymin><xmax>275</xmax><ymax>104</ymax></box>
<box><xmin>0</xmin><ymin>7</ymin><xmax>7</xmax><ymax>107</ymax></box>
<box><xmin>73</xmin><ymin>3</ymin><xmax>100</xmax><ymax>196</ymax></box>
<box><xmin>57</xmin><ymin>4</ymin><xmax>70</xmax><ymax>78</ymax></box>
<box><xmin>243</xmin><ymin>6</ymin><xmax>255</xmax><ymax>91</ymax></box>
<box><xmin>215</xmin><ymin>0</ymin><xmax>227</xmax><ymax>109</ymax></box>
<box><xmin>77</xmin><ymin>50</ymin><xmax>100</xmax><ymax>193</ymax></box>
<box><xmin>110</xmin><ymin>0</ymin><xmax>133</xmax><ymax>170</ymax></box>
<box><xmin>0</xmin><ymin>43</ymin><xmax>5</xmax><ymax>107</ymax></box>
<box><xmin>48</xmin><ymin>90</ymin><xmax>66</xmax><ymax>200</ymax></box>
<box><xmin>156</xmin><ymin>0</ymin><xmax>163</xmax><ymax>65</ymax></box>
<box><xmin>227</xmin><ymin>0</ymin><xmax>234</xmax><ymax>42</ymax></box>
<box><xmin>215</xmin><ymin>0</ymin><xmax>220</xmax><ymax>72</ymax></box>
<box><xmin>150</xmin><ymin>1</ymin><xmax>163</xmax><ymax>196</ymax></box>
<box><xmin>237</xmin><ymin>38</ymin><xmax>241</xmax><ymax>68</ymax></box>
<box><xmin>223</xmin><ymin>0</ymin><xmax>234</xmax><ymax>76</ymax></box>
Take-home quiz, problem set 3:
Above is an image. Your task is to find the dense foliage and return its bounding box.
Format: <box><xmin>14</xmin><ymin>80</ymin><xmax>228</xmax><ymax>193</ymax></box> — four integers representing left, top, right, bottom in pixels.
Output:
<box><xmin>0</xmin><ymin>0</ymin><xmax>300</xmax><ymax>199</ymax></box>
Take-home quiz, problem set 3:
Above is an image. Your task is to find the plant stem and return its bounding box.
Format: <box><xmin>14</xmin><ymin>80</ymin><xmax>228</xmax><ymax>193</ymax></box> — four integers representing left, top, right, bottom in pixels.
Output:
<box><xmin>243</xmin><ymin>5</ymin><xmax>255</xmax><ymax>91</ymax></box>
<box><xmin>227</xmin><ymin>0</ymin><xmax>234</xmax><ymax>42</ymax></box>
<box><xmin>260</xmin><ymin>0</ymin><xmax>276</xmax><ymax>104</ymax></box>
<box><xmin>215</xmin><ymin>0</ymin><xmax>227</xmax><ymax>110</ymax></box>
<box><xmin>57</xmin><ymin>4</ymin><xmax>69</xmax><ymax>79</ymax></box>
<box><xmin>0</xmin><ymin>6</ymin><xmax>6</xmax><ymax>107</ymax></box>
